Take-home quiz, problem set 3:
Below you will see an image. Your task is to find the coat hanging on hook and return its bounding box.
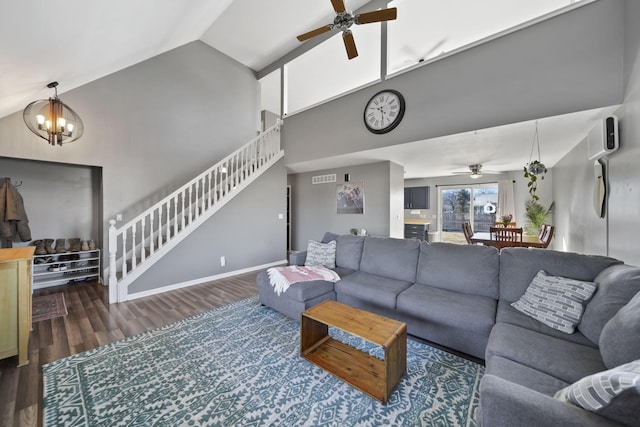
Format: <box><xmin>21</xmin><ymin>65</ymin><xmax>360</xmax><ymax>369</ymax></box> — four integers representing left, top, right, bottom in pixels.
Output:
<box><xmin>0</xmin><ymin>178</ymin><xmax>32</xmax><ymax>242</ymax></box>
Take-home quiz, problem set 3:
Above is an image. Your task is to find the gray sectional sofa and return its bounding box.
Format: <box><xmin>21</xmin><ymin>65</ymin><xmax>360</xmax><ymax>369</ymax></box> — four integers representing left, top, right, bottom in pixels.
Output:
<box><xmin>256</xmin><ymin>233</ymin><xmax>640</xmax><ymax>426</ymax></box>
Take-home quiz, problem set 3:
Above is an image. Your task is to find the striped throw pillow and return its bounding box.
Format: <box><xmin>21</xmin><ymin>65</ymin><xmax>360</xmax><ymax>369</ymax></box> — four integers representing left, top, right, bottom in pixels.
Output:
<box><xmin>554</xmin><ymin>359</ymin><xmax>640</xmax><ymax>425</ymax></box>
<box><xmin>305</xmin><ymin>240</ymin><xmax>336</xmax><ymax>269</ymax></box>
<box><xmin>511</xmin><ymin>270</ymin><xmax>596</xmax><ymax>333</ymax></box>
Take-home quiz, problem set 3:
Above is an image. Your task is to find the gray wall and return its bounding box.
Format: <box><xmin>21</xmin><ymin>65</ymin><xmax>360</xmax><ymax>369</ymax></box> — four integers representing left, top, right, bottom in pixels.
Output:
<box><xmin>609</xmin><ymin>0</ymin><xmax>640</xmax><ymax>266</ymax></box>
<box><xmin>553</xmin><ymin>0</ymin><xmax>640</xmax><ymax>266</ymax></box>
<box><xmin>289</xmin><ymin>161</ymin><xmax>403</xmax><ymax>250</ymax></box>
<box><xmin>282</xmin><ymin>1</ymin><xmax>623</xmax><ymax>168</ymax></box>
<box><xmin>0</xmin><ymin>41</ymin><xmax>286</xmax><ymax>290</ymax></box>
<box><xmin>552</xmin><ymin>139</ymin><xmax>607</xmax><ymax>256</ymax></box>
<box><xmin>131</xmin><ymin>160</ymin><xmax>287</xmax><ymax>293</ymax></box>
<box><xmin>0</xmin><ymin>158</ymin><xmax>101</xmax><ymax>247</ymax></box>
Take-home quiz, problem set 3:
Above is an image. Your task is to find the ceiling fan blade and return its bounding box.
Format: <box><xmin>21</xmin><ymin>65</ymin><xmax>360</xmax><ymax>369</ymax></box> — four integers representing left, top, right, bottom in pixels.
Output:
<box><xmin>297</xmin><ymin>25</ymin><xmax>333</xmax><ymax>42</ymax></box>
<box><xmin>356</xmin><ymin>8</ymin><xmax>397</xmax><ymax>24</ymax></box>
<box><xmin>331</xmin><ymin>0</ymin><xmax>346</xmax><ymax>13</ymax></box>
<box><xmin>343</xmin><ymin>31</ymin><xmax>358</xmax><ymax>59</ymax></box>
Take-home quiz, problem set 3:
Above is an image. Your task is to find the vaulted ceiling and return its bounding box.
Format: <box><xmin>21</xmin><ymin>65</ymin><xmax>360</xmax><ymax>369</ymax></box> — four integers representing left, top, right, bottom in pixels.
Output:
<box><xmin>1</xmin><ymin>0</ymin><xmax>617</xmax><ymax>178</ymax></box>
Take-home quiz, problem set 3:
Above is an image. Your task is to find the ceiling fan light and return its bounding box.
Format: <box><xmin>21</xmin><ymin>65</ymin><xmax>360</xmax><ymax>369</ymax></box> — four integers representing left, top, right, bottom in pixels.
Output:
<box><xmin>470</xmin><ymin>172</ymin><xmax>482</xmax><ymax>179</ymax></box>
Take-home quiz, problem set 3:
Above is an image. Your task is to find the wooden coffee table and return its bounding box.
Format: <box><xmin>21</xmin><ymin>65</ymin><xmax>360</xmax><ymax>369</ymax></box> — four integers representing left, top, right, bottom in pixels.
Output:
<box><xmin>300</xmin><ymin>300</ymin><xmax>407</xmax><ymax>403</ymax></box>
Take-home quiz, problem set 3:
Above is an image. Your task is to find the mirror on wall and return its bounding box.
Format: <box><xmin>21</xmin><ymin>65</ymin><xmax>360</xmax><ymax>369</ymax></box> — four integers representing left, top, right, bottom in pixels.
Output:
<box><xmin>593</xmin><ymin>159</ymin><xmax>606</xmax><ymax>218</ymax></box>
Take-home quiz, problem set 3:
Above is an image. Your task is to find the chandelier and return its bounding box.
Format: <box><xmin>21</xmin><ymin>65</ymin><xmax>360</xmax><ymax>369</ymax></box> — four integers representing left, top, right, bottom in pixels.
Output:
<box><xmin>23</xmin><ymin>82</ymin><xmax>84</xmax><ymax>146</ymax></box>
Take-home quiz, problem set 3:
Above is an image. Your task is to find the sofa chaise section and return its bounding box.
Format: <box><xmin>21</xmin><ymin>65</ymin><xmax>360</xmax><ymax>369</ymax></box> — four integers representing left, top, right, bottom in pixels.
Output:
<box><xmin>257</xmin><ymin>233</ymin><xmax>365</xmax><ymax>320</ymax></box>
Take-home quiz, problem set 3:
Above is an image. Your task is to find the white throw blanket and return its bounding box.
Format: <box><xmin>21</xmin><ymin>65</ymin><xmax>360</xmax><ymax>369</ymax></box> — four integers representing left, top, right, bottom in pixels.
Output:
<box><xmin>267</xmin><ymin>265</ymin><xmax>341</xmax><ymax>296</ymax></box>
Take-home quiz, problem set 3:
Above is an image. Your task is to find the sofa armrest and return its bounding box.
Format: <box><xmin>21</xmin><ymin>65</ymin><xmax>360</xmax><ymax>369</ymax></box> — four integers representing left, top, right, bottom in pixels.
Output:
<box><xmin>289</xmin><ymin>251</ymin><xmax>307</xmax><ymax>266</ymax></box>
<box><xmin>479</xmin><ymin>375</ymin><xmax>623</xmax><ymax>427</ymax></box>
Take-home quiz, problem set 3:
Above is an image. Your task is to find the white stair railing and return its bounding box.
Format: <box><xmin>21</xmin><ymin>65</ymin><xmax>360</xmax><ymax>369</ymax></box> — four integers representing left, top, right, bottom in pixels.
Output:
<box><xmin>108</xmin><ymin>121</ymin><xmax>283</xmax><ymax>302</ymax></box>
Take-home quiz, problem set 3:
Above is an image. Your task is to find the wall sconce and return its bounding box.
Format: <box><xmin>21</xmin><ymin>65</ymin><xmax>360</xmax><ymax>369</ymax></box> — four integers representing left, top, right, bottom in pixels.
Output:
<box><xmin>23</xmin><ymin>82</ymin><xmax>84</xmax><ymax>146</ymax></box>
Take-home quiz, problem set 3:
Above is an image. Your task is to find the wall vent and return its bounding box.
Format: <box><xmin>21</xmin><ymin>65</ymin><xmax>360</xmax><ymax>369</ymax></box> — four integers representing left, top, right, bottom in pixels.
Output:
<box><xmin>312</xmin><ymin>174</ymin><xmax>337</xmax><ymax>184</ymax></box>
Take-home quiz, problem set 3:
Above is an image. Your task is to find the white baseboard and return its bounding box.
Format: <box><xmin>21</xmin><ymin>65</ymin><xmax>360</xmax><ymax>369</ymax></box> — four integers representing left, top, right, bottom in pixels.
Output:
<box><xmin>126</xmin><ymin>259</ymin><xmax>287</xmax><ymax>301</ymax></box>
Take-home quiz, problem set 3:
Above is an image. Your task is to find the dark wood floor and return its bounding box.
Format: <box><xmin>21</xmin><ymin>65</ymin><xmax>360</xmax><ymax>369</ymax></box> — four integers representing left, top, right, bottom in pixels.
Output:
<box><xmin>0</xmin><ymin>271</ymin><xmax>260</xmax><ymax>427</ymax></box>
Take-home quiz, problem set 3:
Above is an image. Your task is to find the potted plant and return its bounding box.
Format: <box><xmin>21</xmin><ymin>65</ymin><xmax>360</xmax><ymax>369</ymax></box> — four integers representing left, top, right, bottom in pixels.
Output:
<box><xmin>524</xmin><ymin>199</ymin><xmax>554</xmax><ymax>236</ymax></box>
<box><xmin>499</xmin><ymin>214</ymin><xmax>513</xmax><ymax>227</ymax></box>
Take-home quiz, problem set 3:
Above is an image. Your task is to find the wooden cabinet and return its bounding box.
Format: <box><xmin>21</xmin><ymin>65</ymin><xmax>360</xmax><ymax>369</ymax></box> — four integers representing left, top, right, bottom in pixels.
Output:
<box><xmin>32</xmin><ymin>249</ymin><xmax>100</xmax><ymax>290</ymax></box>
<box><xmin>0</xmin><ymin>246</ymin><xmax>35</xmax><ymax>366</ymax></box>
<box><xmin>404</xmin><ymin>186</ymin><xmax>430</xmax><ymax>209</ymax></box>
<box><xmin>404</xmin><ymin>223</ymin><xmax>429</xmax><ymax>240</ymax></box>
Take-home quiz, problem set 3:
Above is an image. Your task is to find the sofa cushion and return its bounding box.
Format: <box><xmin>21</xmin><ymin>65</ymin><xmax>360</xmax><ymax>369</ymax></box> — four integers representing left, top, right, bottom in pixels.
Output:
<box><xmin>486</xmin><ymin>322</ymin><xmax>607</xmax><ymax>384</ymax></box>
<box><xmin>335</xmin><ymin>234</ymin><xmax>365</xmax><ymax>270</ymax></box>
<box><xmin>599</xmin><ymin>291</ymin><xmax>640</xmax><ymax>369</ymax></box>
<box><xmin>415</xmin><ymin>242</ymin><xmax>500</xmax><ymax>299</ymax></box>
<box><xmin>305</xmin><ymin>240</ymin><xmax>336</xmax><ymax>269</ymax></box>
<box><xmin>275</xmin><ymin>279</ymin><xmax>335</xmax><ymax>303</ymax></box>
<box><xmin>554</xmin><ymin>359</ymin><xmax>640</xmax><ymax>426</ymax></box>
<box><xmin>511</xmin><ymin>270</ymin><xmax>596</xmax><ymax>334</ymax></box>
<box><xmin>486</xmin><ymin>355</ymin><xmax>569</xmax><ymax>396</ymax></box>
<box><xmin>358</xmin><ymin>237</ymin><xmax>420</xmax><ymax>283</ymax></box>
<box><xmin>334</xmin><ymin>271</ymin><xmax>413</xmax><ymax>310</ymax></box>
<box><xmin>397</xmin><ymin>284</ymin><xmax>496</xmax><ymax>335</ymax></box>
<box><xmin>496</xmin><ymin>300</ymin><xmax>596</xmax><ymax>348</ymax></box>
<box><xmin>499</xmin><ymin>248</ymin><xmax>621</xmax><ymax>303</ymax></box>
<box><xmin>579</xmin><ymin>264</ymin><xmax>640</xmax><ymax>345</ymax></box>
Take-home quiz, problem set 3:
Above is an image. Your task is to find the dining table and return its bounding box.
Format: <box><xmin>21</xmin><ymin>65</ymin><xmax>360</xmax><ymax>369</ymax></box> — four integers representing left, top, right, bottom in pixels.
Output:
<box><xmin>470</xmin><ymin>232</ymin><xmax>546</xmax><ymax>249</ymax></box>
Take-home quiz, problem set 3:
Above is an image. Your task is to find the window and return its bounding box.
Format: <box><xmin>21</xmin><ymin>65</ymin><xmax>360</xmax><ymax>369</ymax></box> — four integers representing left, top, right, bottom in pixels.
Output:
<box><xmin>285</xmin><ymin>23</ymin><xmax>380</xmax><ymax>114</ymax></box>
<box><xmin>439</xmin><ymin>184</ymin><xmax>498</xmax><ymax>244</ymax></box>
<box><xmin>387</xmin><ymin>0</ymin><xmax>585</xmax><ymax>76</ymax></box>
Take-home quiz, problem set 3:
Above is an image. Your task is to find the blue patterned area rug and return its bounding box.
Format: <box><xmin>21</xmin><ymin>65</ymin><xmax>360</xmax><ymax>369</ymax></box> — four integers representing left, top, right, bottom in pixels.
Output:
<box><xmin>43</xmin><ymin>296</ymin><xmax>484</xmax><ymax>426</ymax></box>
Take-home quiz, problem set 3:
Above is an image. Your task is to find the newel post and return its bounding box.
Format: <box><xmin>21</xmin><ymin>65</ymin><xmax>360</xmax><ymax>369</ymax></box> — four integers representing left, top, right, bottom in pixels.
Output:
<box><xmin>108</xmin><ymin>219</ymin><xmax>119</xmax><ymax>302</ymax></box>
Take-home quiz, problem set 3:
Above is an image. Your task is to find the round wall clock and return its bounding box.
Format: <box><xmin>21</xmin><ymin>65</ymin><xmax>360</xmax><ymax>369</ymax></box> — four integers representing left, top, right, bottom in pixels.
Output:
<box><xmin>363</xmin><ymin>89</ymin><xmax>405</xmax><ymax>134</ymax></box>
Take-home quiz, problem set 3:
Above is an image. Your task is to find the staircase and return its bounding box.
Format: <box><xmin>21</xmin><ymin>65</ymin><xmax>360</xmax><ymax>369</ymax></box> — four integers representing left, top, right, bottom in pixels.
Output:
<box><xmin>107</xmin><ymin>121</ymin><xmax>283</xmax><ymax>303</ymax></box>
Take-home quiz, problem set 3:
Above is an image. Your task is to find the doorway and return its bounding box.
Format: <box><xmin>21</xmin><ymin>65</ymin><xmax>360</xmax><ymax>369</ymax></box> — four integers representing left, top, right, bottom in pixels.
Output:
<box><xmin>438</xmin><ymin>184</ymin><xmax>498</xmax><ymax>244</ymax></box>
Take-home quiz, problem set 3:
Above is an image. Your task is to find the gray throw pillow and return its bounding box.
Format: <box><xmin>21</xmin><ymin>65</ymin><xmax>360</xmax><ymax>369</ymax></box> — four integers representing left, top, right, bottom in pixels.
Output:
<box><xmin>305</xmin><ymin>240</ymin><xmax>336</xmax><ymax>269</ymax></box>
<box><xmin>579</xmin><ymin>264</ymin><xmax>640</xmax><ymax>345</ymax></box>
<box><xmin>511</xmin><ymin>270</ymin><xmax>596</xmax><ymax>334</ymax></box>
<box><xmin>554</xmin><ymin>359</ymin><xmax>640</xmax><ymax>426</ymax></box>
<box><xmin>599</xmin><ymin>290</ymin><xmax>640</xmax><ymax>369</ymax></box>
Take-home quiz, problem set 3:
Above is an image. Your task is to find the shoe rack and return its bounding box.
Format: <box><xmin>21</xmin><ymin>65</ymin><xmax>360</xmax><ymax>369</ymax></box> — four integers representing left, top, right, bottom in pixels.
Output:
<box><xmin>32</xmin><ymin>249</ymin><xmax>101</xmax><ymax>290</ymax></box>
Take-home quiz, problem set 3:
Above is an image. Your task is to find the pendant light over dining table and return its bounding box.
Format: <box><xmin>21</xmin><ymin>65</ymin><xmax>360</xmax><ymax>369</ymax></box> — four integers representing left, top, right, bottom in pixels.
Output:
<box><xmin>23</xmin><ymin>82</ymin><xmax>84</xmax><ymax>146</ymax></box>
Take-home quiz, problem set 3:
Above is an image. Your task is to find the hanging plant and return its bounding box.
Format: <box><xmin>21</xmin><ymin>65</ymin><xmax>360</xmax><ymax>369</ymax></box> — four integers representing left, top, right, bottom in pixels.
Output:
<box><xmin>523</xmin><ymin>160</ymin><xmax>547</xmax><ymax>201</ymax></box>
<box><xmin>523</xmin><ymin>122</ymin><xmax>547</xmax><ymax>201</ymax></box>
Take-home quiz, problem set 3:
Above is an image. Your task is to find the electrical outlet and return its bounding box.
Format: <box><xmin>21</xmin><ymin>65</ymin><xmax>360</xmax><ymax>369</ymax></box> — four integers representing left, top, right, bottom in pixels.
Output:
<box><xmin>220</xmin><ymin>256</ymin><xmax>226</xmax><ymax>267</ymax></box>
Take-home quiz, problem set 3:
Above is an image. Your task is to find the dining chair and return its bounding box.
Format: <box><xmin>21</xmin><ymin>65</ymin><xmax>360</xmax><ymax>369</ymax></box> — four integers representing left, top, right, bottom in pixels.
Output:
<box><xmin>462</xmin><ymin>222</ymin><xmax>474</xmax><ymax>244</ymax></box>
<box><xmin>540</xmin><ymin>224</ymin><xmax>555</xmax><ymax>248</ymax></box>
<box><xmin>538</xmin><ymin>224</ymin><xmax>549</xmax><ymax>241</ymax></box>
<box><xmin>490</xmin><ymin>226</ymin><xmax>523</xmax><ymax>242</ymax></box>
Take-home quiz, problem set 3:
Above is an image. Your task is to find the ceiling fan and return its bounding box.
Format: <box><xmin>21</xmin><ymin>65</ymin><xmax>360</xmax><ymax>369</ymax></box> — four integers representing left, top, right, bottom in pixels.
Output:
<box><xmin>296</xmin><ymin>0</ymin><xmax>397</xmax><ymax>60</ymax></box>
<box><xmin>452</xmin><ymin>164</ymin><xmax>501</xmax><ymax>180</ymax></box>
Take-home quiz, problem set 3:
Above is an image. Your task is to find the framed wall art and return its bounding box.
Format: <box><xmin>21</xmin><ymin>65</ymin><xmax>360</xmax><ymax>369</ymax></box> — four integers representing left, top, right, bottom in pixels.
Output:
<box><xmin>337</xmin><ymin>182</ymin><xmax>364</xmax><ymax>214</ymax></box>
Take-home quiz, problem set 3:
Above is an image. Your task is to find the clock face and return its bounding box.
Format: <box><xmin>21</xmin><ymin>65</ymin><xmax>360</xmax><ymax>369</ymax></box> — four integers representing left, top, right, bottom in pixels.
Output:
<box><xmin>363</xmin><ymin>90</ymin><xmax>405</xmax><ymax>134</ymax></box>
